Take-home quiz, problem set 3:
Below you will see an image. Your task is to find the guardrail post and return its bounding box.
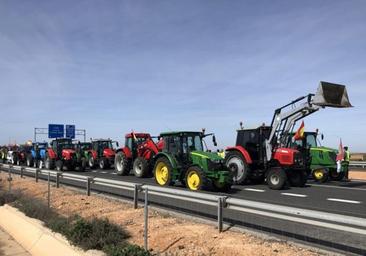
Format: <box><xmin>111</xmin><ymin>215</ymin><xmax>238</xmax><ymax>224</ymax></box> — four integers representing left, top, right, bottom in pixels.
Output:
<box><xmin>47</xmin><ymin>172</ymin><xmax>51</xmax><ymax>208</ymax></box>
<box><xmin>86</xmin><ymin>177</ymin><xmax>93</xmax><ymax>196</ymax></box>
<box><xmin>144</xmin><ymin>187</ymin><xmax>149</xmax><ymax>251</ymax></box>
<box><xmin>7</xmin><ymin>167</ymin><xmax>12</xmax><ymax>192</ymax></box>
<box><xmin>35</xmin><ymin>168</ymin><xmax>39</xmax><ymax>183</ymax></box>
<box><xmin>133</xmin><ymin>184</ymin><xmax>142</xmax><ymax>209</ymax></box>
<box><xmin>217</xmin><ymin>197</ymin><xmax>226</xmax><ymax>233</ymax></box>
<box><xmin>56</xmin><ymin>172</ymin><xmax>61</xmax><ymax>188</ymax></box>
<box><xmin>20</xmin><ymin>167</ymin><xmax>24</xmax><ymax>178</ymax></box>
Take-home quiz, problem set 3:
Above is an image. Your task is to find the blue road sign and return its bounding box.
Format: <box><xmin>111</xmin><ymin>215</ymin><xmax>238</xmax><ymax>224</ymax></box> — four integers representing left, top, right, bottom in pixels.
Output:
<box><xmin>48</xmin><ymin>124</ymin><xmax>64</xmax><ymax>138</ymax></box>
<box><xmin>66</xmin><ymin>125</ymin><xmax>75</xmax><ymax>139</ymax></box>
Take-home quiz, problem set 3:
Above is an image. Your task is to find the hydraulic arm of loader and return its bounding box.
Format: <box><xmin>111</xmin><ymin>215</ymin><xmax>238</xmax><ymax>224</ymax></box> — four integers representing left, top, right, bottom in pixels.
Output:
<box><xmin>265</xmin><ymin>81</ymin><xmax>352</xmax><ymax>162</ymax></box>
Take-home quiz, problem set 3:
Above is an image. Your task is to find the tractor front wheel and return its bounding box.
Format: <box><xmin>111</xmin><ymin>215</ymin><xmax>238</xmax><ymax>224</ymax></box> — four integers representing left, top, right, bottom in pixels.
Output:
<box><xmin>56</xmin><ymin>160</ymin><xmax>63</xmax><ymax>172</ymax></box>
<box><xmin>45</xmin><ymin>154</ymin><xmax>54</xmax><ymax>170</ymax></box>
<box><xmin>329</xmin><ymin>168</ymin><xmax>345</xmax><ymax>181</ymax></box>
<box><xmin>88</xmin><ymin>154</ymin><xmax>95</xmax><ymax>169</ymax></box>
<box><xmin>267</xmin><ymin>167</ymin><xmax>287</xmax><ymax>190</ymax></box>
<box><xmin>26</xmin><ymin>154</ymin><xmax>34</xmax><ymax>167</ymax></box>
<box><xmin>79</xmin><ymin>158</ymin><xmax>87</xmax><ymax>171</ymax></box>
<box><xmin>154</xmin><ymin>157</ymin><xmax>173</xmax><ymax>187</ymax></box>
<box><xmin>115</xmin><ymin>152</ymin><xmax>130</xmax><ymax>175</ymax></box>
<box><xmin>312</xmin><ymin>168</ymin><xmax>329</xmax><ymax>183</ymax></box>
<box><xmin>99</xmin><ymin>158</ymin><xmax>107</xmax><ymax>169</ymax></box>
<box><xmin>133</xmin><ymin>157</ymin><xmax>149</xmax><ymax>178</ymax></box>
<box><xmin>185</xmin><ymin>166</ymin><xmax>209</xmax><ymax>191</ymax></box>
<box><xmin>288</xmin><ymin>170</ymin><xmax>307</xmax><ymax>187</ymax></box>
<box><xmin>225</xmin><ymin>151</ymin><xmax>249</xmax><ymax>185</ymax></box>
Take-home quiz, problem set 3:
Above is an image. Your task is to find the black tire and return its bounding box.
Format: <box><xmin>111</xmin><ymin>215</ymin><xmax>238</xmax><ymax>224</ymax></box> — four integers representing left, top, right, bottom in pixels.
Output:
<box><xmin>56</xmin><ymin>160</ymin><xmax>63</xmax><ymax>171</ymax></box>
<box><xmin>45</xmin><ymin>154</ymin><xmax>54</xmax><ymax>170</ymax></box>
<box><xmin>66</xmin><ymin>161</ymin><xmax>75</xmax><ymax>171</ymax></box>
<box><xmin>26</xmin><ymin>154</ymin><xmax>34</xmax><ymax>167</ymax></box>
<box><xmin>153</xmin><ymin>157</ymin><xmax>174</xmax><ymax>187</ymax></box>
<box><xmin>212</xmin><ymin>179</ymin><xmax>232</xmax><ymax>192</ymax></box>
<box><xmin>115</xmin><ymin>151</ymin><xmax>130</xmax><ymax>175</ymax></box>
<box><xmin>289</xmin><ymin>170</ymin><xmax>307</xmax><ymax>187</ymax></box>
<box><xmin>99</xmin><ymin>158</ymin><xmax>107</xmax><ymax>170</ymax></box>
<box><xmin>329</xmin><ymin>168</ymin><xmax>345</xmax><ymax>181</ymax></box>
<box><xmin>185</xmin><ymin>166</ymin><xmax>210</xmax><ymax>191</ymax></box>
<box><xmin>12</xmin><ymin>153</ymin><xmax>18</xmax><ymax>165</ymax></box>
<box><xmin>225</xmin><ymin>151</ymin><xmax>249</xmax><ymax>185</ymax></box>
<box><xmin>79</xmin><ymin>158</ymin><xmax>87</xmax><ymax>171</ymax></box>
<box><xmin>88</xmin><ymin>154</ymin><xmax>95</xmax><ymax>169</ymax></box>
<box><xmin>133</xmin><ymin>157</ymin><xmax>149</xmax><ymax>178</ymax></box>
<box><xmin>267</xmin><ymin>167</ymin><xmax>287</xmax><ymax>190</ymax></box>
<box><xmin>312</xmin><ymin>168</ymin><xmax>329</xmax><ymax>183</ymax></box>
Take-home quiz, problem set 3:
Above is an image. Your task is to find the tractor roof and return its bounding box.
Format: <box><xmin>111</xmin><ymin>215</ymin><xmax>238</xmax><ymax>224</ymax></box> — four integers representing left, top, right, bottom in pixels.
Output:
<box><xmin>125</xmin><ymin>133</ymin><xmax>151</xmax><ymax>138</ymax></box>
<box><xmin>92</xmin><ymin>139</ymin><xmax>112</xmax><ymax>142</ymax></box>
<box><xmin>159</xmin><ymin>131</ymin><xmax>203</xmax><ymax>137</ymax></box>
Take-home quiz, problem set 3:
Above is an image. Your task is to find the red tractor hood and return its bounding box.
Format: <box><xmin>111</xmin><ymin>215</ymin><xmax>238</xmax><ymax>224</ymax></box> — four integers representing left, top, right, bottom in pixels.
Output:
<box><xmin>62</xmin><ymin>149</ymin><xmax>76</xmax><ymax>160</ymax></box>
<box><xmin>103</xmin><ymin>148</ymin><xmax>115</xmax><ymax>158</ymax></box>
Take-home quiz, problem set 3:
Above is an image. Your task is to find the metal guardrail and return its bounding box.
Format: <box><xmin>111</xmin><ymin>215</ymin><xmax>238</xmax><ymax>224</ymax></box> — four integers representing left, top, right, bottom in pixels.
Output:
<box><xmin>0</xmin><ymin>163</ymin><xmax>365</xmax><ymax>237</ymax></box>
<box><xmin>350</xmin><ymin>161</ymin><xmax>366</xmax><ymax>168</ymax></box>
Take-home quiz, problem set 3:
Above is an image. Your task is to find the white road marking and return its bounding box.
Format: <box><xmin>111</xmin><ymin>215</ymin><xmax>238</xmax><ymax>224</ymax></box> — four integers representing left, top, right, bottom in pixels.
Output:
<box><xmin>310</xmin><ymin>183</ymin><xmax>366</xmax><ymax>191</ymax></box>
<box><xmin>244</xmin><ymin>188</ymin><xmax>266</xmax><ymax>192</ymax></box>
<box><xmin>92</xmin><ymin>170</ymin><xmax>97</xmax><ymax>173</ymax></box>
<box><xmin>281</xmin><ymin>193</ymin><xmax>308</xmax><ymax>198</ymax></box>
<box><xmin>327</xmin><ymin>198</ymin><xmax>361</xmax><ymax>204</ymax></box>
<box><xmin>111</xmin><ymin>172</ymin><xmax>117</xmax><ymax>175</ymax></box>
<box><xmin>101</xmin><ymin>171</ymin><xmax>107</xmax><ymax>174</ymax></box>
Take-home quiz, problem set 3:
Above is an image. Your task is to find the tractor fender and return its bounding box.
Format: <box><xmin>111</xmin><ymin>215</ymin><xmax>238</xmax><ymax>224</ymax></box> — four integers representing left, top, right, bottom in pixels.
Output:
<box><xmin>154</xmin><ymin>152</ymin><xmax>178</xmax><ymax>170</ymax></box>
<box><xmin>115</xmin><ymin>147</ymin><xmax>132</xmax><ymax>159</ymax></box>
<box><xmin>89</xmin><ymin>150</ymin><xmax>97</xmax><ymax>159</ymax></box>
<box><xmin>226</xmin><ymin>146</ymin><xmax>253</xmax><ymax>164</ymax></box>
<box><xmin>46</xmin><ymin>149</ymin><xmax>56</xmax><ymax>159</ymax></box>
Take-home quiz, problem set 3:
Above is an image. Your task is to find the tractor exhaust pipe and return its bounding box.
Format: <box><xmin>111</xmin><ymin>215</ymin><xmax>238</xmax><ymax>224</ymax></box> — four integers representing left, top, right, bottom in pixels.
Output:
<box><xmin>312</xmin><ymin>81</ymin><xmax>353</xmax><ymax>108</ymax></box>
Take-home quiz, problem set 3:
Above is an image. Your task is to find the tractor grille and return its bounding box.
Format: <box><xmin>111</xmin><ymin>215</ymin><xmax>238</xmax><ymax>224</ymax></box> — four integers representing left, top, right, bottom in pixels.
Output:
<box><xmin>208</xmin><ymin>159</ymin><xmax>225</xmax><ymax>171</ymax></box>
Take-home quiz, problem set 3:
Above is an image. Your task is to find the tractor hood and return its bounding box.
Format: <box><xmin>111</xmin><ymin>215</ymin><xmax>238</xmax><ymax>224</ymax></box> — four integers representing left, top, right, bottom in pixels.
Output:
<box><xmin>313</xmin><ymin>81</ymin><xmax>352</xmax><ymax>108</ymax></box>
<box><xmin>311</xmin><ymin>146</ymin><xmax>337</xmax><ymax>153</ymax></box>
<box><xmin>103</xmin><ymin>148</ymin><xmax>115</xmax><ymax>158</ymax></box>
<box><xmin>190</xmin><ymin>151</ymin><xmax>223</xmax><ymax>161</ymax></box>
<box><xmin>62</xmin><ymin>149</ymin><xmax>76</xmax><ymax>159</ymax></box>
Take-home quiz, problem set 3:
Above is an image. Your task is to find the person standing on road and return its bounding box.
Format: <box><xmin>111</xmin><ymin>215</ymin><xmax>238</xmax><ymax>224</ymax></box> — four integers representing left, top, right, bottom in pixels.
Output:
<box><xmin>343</xmin><ymin>146</ymin><xmax>350</xmax><ymax>181</ymax></box>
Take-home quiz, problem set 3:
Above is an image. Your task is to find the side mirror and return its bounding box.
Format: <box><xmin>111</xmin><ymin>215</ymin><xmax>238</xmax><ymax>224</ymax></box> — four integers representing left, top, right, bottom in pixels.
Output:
<box><xmin>321</xmin><ymin>134</ymin><xmax>324</xmax><ymax>140</ymax></box>
<box><xmin>212</xmin><ymin>135</ymin><xmax>217</xmax><ymax>147</ymax></box>
<box><xmin>116</xmin><ymin>142</ymin><xmax>119</xmax><ymax>147</ymax></box>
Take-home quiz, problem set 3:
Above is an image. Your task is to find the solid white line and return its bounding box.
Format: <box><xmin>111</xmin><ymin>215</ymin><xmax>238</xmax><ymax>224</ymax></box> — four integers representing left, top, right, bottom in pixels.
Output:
<box><xmin>111</xmin><ymin>173</ymin><xmax>117</xmax><ymax>175</ymax></box>
<box><xmin>281</xmin><ymin>193</ymin><xmax>308</xmax><ymax>198</ymax></box>
<box><xmin>327</xmin><ymin>198</ymin><xmax>361</xmax><ymax>204</ymax></box>
<box><xmin>91</xmin><ymin>170</ymin><xmax>97</xmax><ymax>173</ymax></box>
<box><xmin>244</xmin><ymin>188</ymin><xmax>266</xmax><ymax>192</ymax></box>
<box><xmin>100</xmin><ymin>171</ymin><xmax>108</xmax><ymax>174</ymax></box>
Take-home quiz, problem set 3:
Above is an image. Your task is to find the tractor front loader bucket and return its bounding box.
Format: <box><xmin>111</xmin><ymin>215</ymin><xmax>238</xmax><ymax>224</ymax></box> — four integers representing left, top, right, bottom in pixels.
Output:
<box><xmin>313</xmin><ymin>81</ymin><xmax>352</xmax><ymax>108</ymax></box>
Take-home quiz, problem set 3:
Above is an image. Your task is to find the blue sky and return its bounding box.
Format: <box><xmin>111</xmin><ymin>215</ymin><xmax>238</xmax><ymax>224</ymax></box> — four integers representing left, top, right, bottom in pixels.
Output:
<box><xmin>0</xmin><ymin>0</ymin><xmax>365</xmax><ymax>151</ymax></box>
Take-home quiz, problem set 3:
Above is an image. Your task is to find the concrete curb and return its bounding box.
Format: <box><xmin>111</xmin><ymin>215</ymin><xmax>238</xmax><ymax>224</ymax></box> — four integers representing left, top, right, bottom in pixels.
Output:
<box><xmin>0</xmin><ymin>204</ymin><xmax>104</xmax><ymax>256</ymax></box>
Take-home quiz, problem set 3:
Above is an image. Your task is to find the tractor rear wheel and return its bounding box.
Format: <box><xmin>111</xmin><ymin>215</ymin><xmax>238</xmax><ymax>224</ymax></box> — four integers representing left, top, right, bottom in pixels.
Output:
<box><xmin>288</xmin><ymin>170</ymin><xmax>307</xmax><ymax>187</ymax></box>
<box><xmin>329</xmin><ymin>168</ymin><xmax>345</xmax><ymax>181</ymax></box>
<box><xmin>88</xmin><ymin>154</ymin><xmax>95</xmax><ymax>169</ymax></box>
<box><xmin>115</xmin><ymin>152</ymin><xmax>130</xmax><ymax>175</ymax></box>
<box><xmin>225</xmin><ymin>151</ymin><xmax>249</xmax><ymax>184</ymax></box>
<box><xmin>185</xmin><ymin>166</ymin><xmax>210</xmax><ymax>191</ymax></box>
<box><xmin>45</xmin><ymin>154</ymin><xmax>54</xmax><ymax>170</ymax></box>
<box><xmin>267</xmin><ymin>167</ymin><xmax>287</xmax><ymax>190</ymax></box>
<box><xmin>79</xmin><ymin>158</ymin><xmax>87</xmax><ymax>171</ymax></box>
<box><xmin>312</xmin><ymin>168</ymin><xmax>328</xmax><ymax>183</ymax></box>
<box><xmin>154</xmin><ymin>157</ymin><xmax>173</xmax><ymax>187</ymax></box>
<box><xmin>133</xmin><ymin>157</ymin><xmax>149</xmax><ymax>178</ymax></box>
<box><xmin>56</xmin><ymin>160</ymin><xmax>63</xmax><ymax>171</ymax></box>
<box><xmin>26</xmin><ymin>154</ymin><xmax>34</xmax><ymax>167</ymax></box>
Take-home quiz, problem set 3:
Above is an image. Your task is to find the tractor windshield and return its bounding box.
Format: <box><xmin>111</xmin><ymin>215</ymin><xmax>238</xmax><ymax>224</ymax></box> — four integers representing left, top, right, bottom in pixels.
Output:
<box><xmin>306</xmin><ymin>134</ymin><xmax>318</xmax><ymax>147</ymax></box>
<box><xmin>99</xmin><ymin>141</ymin><xmax>113</xmax><ymax>149</ymax></box>
<box><xmin>183</xmin><ymin>134</ymin><xmax>203</xmax><ymax>153</ymax></box>
<box><xmin>58</xmin><ymin>140</ymin><xmax>73</xmax><ymax>150</ymax></box>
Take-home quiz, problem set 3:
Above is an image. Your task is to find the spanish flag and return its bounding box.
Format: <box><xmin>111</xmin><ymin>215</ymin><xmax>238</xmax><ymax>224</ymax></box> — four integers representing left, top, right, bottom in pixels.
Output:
<box><xmin>293</xmin><ymin>121</ymin><xmax>305</xmax><ymax>140</ymax></box>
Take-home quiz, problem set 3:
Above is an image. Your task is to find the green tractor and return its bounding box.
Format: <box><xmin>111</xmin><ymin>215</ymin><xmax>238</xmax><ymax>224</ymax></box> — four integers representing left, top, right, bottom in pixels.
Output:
<box><xmin>289</xmin><ymin>131</ymin><xmax>344</xmax><ymax>182</ymax></box>
<box><xmin>153</xmin><ymin>131</ymin><xmax>232</xmax><ymax>192</ymax></box>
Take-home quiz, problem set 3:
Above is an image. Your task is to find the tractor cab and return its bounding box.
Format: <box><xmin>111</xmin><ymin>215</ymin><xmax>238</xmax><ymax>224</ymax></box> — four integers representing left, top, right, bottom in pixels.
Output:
<box><xmin>124</xmin><ymin>133</ymin><xmax>152</xmax><ymax>158</ymax></box>
<box><xmin>51</xmin><ymin>138</ymin><xmax>75</xmax><ymax>157</ymax></box>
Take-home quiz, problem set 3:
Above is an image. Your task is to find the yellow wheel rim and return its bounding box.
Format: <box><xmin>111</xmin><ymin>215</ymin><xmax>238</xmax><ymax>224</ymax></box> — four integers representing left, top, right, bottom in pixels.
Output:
<box><xmin>155</xmin><ymin>162</ymin><xmax>169</xmax><ymax>185</ymax></box>
<box><xmin>314</xmin><ymin>169</ymin><xmax>324</xmax><ymax>180</ymax></box>
<box><xmin>187</xmin><ymin>170</ymin><xmax>200</xmax><ymax>191</ymax></box>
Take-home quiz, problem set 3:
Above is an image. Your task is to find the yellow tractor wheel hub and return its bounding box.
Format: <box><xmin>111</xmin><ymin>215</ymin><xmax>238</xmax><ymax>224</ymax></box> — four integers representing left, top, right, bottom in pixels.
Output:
<box><xmin>187</xmin><ymin>171</ymin><xmax>200</xmax><ymax>190</ymax></box>
<box><xmin>314</xmin><ymin>169</ymin><xmax>324</xmax><ymax>180</ymax></box>
<box><xmin>155</xmin><ymin>162</ymin><xmax>169</xmax><ymax>185</ymax></box>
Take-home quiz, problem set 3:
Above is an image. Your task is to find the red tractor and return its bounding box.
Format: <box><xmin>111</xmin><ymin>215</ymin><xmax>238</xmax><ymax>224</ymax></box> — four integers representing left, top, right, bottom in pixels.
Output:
<box><xmin>114</xmin><ymin>133</ymin><xmax>163</xmax><ymax>177</ymax></box>
<box><xmin>225</xmin><ymin>82</ymin><xmax>352</xmax><ymax>189</ymax></box>
<box><xmin>88</xmin><ymin>139</ymin><xmax>117</xmax><ymax>169</ymax></box>
<box><xmin>44</xmin><ymin>138</ymin><xmax>86</xmax><ymax>171</ymax></box>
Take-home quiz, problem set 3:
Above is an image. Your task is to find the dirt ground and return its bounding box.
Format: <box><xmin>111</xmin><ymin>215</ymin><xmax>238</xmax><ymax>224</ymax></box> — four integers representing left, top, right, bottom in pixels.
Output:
<box><xmin>350</xmin><ymin>169</ymin><xmax>366</xmax><ymax>180</ymax></box>
<box><xmin>0</xmin><ymin>173</ymin><xmax>323</xmax><ymax>256</ymax></box>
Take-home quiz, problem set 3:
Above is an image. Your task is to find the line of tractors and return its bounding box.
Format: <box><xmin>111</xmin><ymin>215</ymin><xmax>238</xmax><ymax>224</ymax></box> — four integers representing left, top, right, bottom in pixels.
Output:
<box><xmin>0</xmin><ymin>82</ymin><xmax>353</xmax><ymax>192</ymax></box>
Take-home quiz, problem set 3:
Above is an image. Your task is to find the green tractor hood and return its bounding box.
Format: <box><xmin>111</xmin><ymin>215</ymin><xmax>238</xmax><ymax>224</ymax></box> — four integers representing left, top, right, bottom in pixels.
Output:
<box><xmin>190</xmin><ymin>151</ymin><xmax>223</xmax><ymax>161</ymax></box>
